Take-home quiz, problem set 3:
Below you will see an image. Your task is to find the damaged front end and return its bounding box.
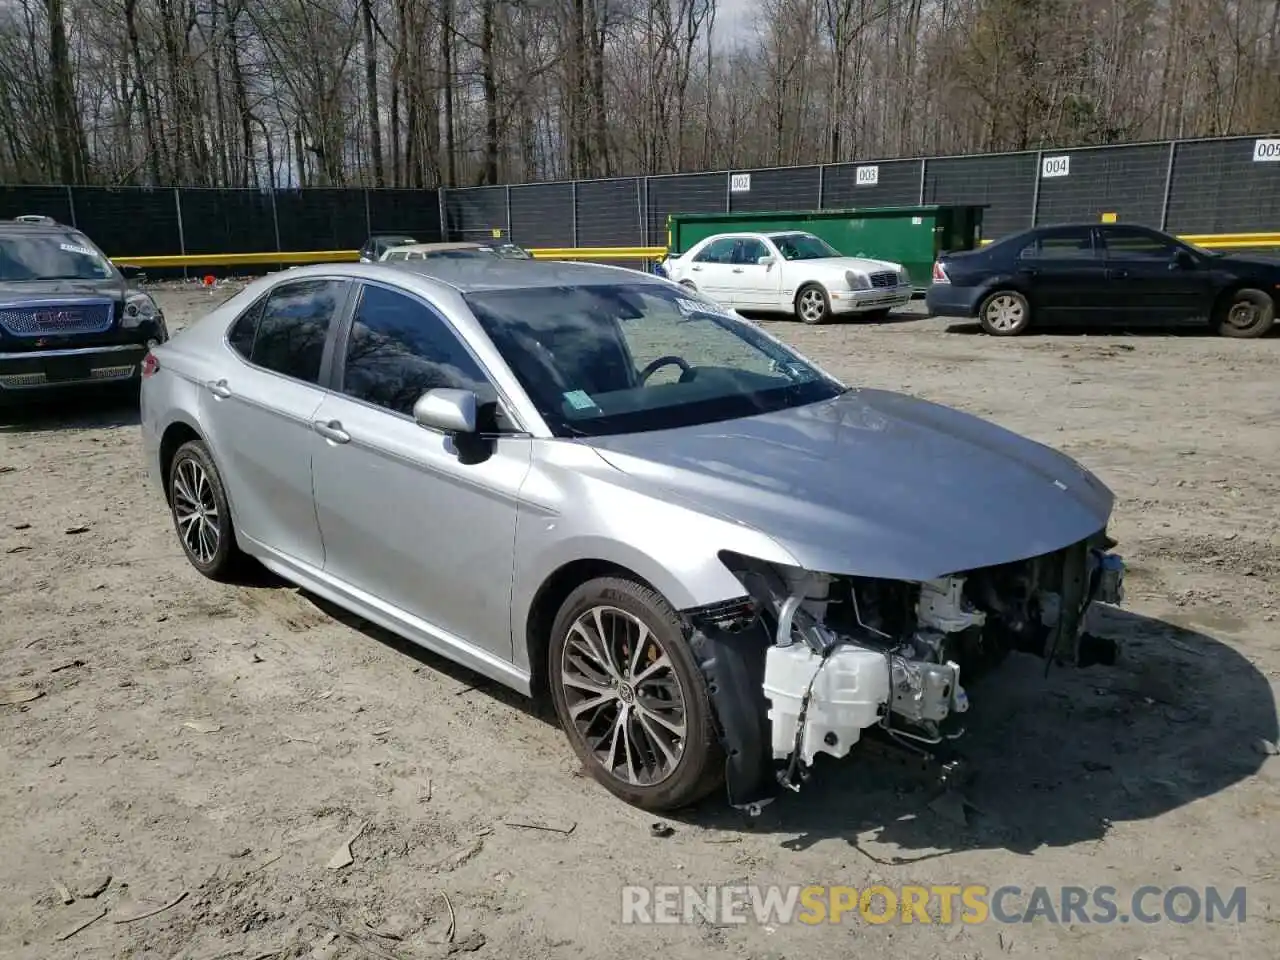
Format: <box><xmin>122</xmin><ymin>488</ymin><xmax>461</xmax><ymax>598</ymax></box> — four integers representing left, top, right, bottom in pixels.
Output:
<box><xmin>684</xmin><ymin>533</ymin><xmax>1126</xmax><ymax>811</ymax></box>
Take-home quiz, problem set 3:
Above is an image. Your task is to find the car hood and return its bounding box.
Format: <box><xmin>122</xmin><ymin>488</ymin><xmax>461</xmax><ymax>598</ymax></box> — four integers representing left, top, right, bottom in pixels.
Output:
<box><xmin>1210</xmin><ymin>252</ymin><xmax>1280</xmax><ymax>272</ymax></box>
<box><xmin>0</xmin><ymin>277</ymin><xmax>126</xmax><ymax>301</ymax></box>
<box><xmin>790</xmin><ymin>255</ymin><xmax>898</xmax><ymax>274</ymax></box>
<box><xmin>585</xmin><ymin>389</ymin><xmax>1115</xmax><ymax>581</ymax></box>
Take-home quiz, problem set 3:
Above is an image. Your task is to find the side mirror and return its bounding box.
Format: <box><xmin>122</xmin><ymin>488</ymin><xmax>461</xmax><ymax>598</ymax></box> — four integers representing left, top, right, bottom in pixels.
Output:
<box><xmin>1170</xmin><ymin>249</ymin><xmax>1195</xmax><ymax>270</ymax></box>
<box><xmin>413</xmin><ymin>388</ymin><xmax>478</xmax><ymax>434</ymax></box>
<box><xmin>757</xmin><ymin>255</ymin><xmax>776</xmax><ymax>266</ymax></box>
<box><xmin>118</xmin><ymin>264</ymin><xmax>145</xmax><ymax>281</ymax></box>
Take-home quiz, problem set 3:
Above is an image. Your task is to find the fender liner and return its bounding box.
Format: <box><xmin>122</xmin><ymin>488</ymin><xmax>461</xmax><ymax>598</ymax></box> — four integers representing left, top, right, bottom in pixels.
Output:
<box><xmin>683</xmin><ymin>602</ymin><xmax>776</xmax><ymax>809</ymax></box>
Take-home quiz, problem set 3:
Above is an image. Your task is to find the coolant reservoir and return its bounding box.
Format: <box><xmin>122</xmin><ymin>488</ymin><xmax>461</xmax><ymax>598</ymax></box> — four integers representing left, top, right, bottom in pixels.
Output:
<box><xmin>763</xmin><ymin>643</ymin><xmax>891</xmax><ymax>765</ymax></box>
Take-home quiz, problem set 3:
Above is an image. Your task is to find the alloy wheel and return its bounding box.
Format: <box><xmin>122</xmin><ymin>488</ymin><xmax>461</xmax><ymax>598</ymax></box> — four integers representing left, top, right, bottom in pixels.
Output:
<box><xmin>984</xmin><ymin>294</ymin><xmax>1026</xmax><ymax>332</ymax></box>
<box><xmin>559</xmin><ymin>605</ymin><xmax>688</xmax><ymax>787</ymax></box>
<box><xmin>798</xmin><ymin>288</ymin><xmax>826</xmax><ymax>323</ymax></box>
<box><xmin>172</xmin><ymin>456</ymin><xmax>221</xmax><ymax>565</ymax></box>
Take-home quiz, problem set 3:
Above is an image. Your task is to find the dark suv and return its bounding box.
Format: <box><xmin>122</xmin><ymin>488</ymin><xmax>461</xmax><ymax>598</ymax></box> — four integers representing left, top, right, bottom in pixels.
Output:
<box><xmin>0</xmin><ymin>216</ymin><xmax>168</xmax><ymax>404</ymax></box>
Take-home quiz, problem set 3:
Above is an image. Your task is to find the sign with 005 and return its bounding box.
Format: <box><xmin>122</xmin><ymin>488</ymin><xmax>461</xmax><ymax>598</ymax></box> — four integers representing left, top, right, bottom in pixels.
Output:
<box><xmin>1252</xmin><ymin>139</ymin><xmax>1280</xmax><ymax>162</ymax></box>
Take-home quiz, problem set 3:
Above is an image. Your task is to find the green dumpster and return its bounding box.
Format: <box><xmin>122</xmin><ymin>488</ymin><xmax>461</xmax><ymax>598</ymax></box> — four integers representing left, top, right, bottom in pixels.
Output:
<box><xmin>665</xmin><ymin>204</ymin><xmax>985</xmax><ymax>290</ymax></box>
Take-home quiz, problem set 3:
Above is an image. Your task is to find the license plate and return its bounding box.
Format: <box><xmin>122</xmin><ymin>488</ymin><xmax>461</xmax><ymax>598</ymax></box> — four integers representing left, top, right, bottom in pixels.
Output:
<box><xmin>43</xmin><ymin>356</ymin><xmax>90</xmax><ymax>382</ymax></box>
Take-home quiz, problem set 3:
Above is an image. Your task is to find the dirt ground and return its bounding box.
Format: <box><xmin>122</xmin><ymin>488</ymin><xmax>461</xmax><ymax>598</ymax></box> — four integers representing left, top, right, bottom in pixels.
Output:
<box><xmin>2</xmin><ymin>283</ymin><xmax>1278</xmax><ymax>960</ymax></box>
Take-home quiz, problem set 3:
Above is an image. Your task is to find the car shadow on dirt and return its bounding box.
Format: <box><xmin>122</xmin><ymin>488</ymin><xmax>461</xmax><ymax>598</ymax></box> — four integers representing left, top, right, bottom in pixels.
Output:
<box><xmin>270</xmin><ymin>582</ymin><xmax>554</xmax><ymax>720</ymax></box>
<box><xmin>688</xmin><ymin>605</ymin><xmax>1278</xmax><ymax>856</ymax></box>
<box><xmin>0</xmin><ymin>387</ymin><xmax>141</xmax><ymax>431</ymax></box>
<box><xmin>943</xmin><ymin>320</ymin><xmax>1280</xmax><ymax>339</ymax></box>
<box><xmin>743</xmin><ymin>309</ymin><xmax>925</xmax><ymax>327</ymax></box>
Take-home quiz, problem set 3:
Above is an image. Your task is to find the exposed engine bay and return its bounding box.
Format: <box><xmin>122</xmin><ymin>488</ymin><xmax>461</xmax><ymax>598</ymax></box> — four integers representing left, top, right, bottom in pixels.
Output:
<box><xmin>685</xmin><ymin>532</ymin><xmax>1126</xmax><ymax>809</ymax></box>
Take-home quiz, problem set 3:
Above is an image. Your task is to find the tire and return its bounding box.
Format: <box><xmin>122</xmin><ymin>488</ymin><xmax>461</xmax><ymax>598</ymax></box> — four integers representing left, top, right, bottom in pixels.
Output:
<box><xmin>167</xmin><ymin>439</ymin><xmax>246</xmax><ymax>581</ymax></box>
<box><xmin>978</xmin><ymin>289</ymin><xmax>1031</xmax><ymax>336</ymax></box>
<box><xmin>863</xmin><ymin>308</ymin><xmax>892</xmax><ymax>322</ymax></box>
<box><xmin>1212</xmin><ymin>288</ymin><xmax>1275</xmax><ymax>339</ymax></box>
<box><xmin>795</xmin><ymin>283</ymin><xmax>832</xmax><ymax>324</ymax></box>
<box><xmin>548</xmin><ymin>576</ymin><xmax>723</xmax><ymax>811</ymax></box>
<box><xmin>679</xmin><ymin>280</ymin><xmax>697</xmax><ymax>291</ymax></box>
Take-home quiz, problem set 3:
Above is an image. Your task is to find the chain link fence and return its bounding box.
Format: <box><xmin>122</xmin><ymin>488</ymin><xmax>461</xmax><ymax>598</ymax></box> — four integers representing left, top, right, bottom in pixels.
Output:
<box><xmin>0</xmin><ymin>186</ymin><xmax>443</xmax><ymax>259</ymax></box>
<box><xmin>0</xmin><ymin>135</ymin><xmax>1274</xmax><ymax>259</ymax></box>
<box><xmin>442</xmin><ymin>134</ymin><xmax>1280</xmax><ymax>249</ymax></box>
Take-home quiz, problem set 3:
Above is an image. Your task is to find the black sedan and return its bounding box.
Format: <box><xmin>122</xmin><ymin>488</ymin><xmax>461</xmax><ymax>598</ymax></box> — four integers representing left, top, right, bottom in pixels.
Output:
<box><xmin>925</xmin><ymin>222</ymin><xmax>1278</xmax><ymax>338</ymax></box>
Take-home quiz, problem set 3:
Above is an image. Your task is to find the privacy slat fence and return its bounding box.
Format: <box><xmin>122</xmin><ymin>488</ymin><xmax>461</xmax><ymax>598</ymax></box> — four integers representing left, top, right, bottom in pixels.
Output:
<box><xmin>0</xmin><ymin>135</ymin><xmax>1275</xmax><ymax>264</ymax></box>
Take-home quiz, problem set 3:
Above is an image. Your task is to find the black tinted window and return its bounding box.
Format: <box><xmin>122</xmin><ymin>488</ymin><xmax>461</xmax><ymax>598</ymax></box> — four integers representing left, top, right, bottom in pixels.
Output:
<box><xmin>250</xmin><ymin>279</ymin><xmax>347</xmax><ymax>383</ymax></box>
<box><xmin>1101</xmin><ymin>228</ymin><xmax>1178</xmax><ymax>259</ymax></box>
<box><xmin>341</xmin><ymin>284</ymin><xmax>495</xmax><ymax>418</ymax></box>
<box><xmin>1020</xmin><ymin>231</ymin><xmax>1096</xmax><ymax>259</ymax></box>
<box><xmin>227</xmin><ymin>298</ymin><xmax>263</xmax><ymax>358</ymax></box>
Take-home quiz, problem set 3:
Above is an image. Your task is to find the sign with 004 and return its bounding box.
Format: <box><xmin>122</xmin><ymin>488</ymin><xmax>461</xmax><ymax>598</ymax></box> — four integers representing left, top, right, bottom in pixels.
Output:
<box><xmin>730</xmin><ymin>173</ymin><xmax>752</xmax><ymax>193</ymax></box>
<box><xmin>1253</xmin><ymin>139</ymin><xmax>1280</xmax><ymax>162</ymax></box>
<box><xmin>1041</xmin><ymin>155</ymin><xmax>1070</xmax><ymax>178</ymax></box>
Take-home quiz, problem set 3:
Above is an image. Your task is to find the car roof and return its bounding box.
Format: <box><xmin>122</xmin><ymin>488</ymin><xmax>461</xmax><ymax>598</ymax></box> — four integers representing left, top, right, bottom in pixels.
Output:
<box><xmin>0</xmin><ymin>221</ymin><xmax>81</xmax><ymax>238</ymax></box>
<box><xmin>381</xmin><ymin>257</ymin><xmax>666</xmax><ymax>293</ymax></box>
<box><xmin>387</xmin><ymin>242</ymin><xmax>486</xmax><ymax>253</ymax></box>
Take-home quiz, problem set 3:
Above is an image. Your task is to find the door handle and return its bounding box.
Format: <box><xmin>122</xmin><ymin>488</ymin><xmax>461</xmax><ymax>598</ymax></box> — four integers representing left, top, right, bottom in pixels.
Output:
<box><xmin>1111</xmin><ymin>268</ymin><xmax>1130</xmax><ymax>279</ymax></box>
<box><xmin>312</xmin><ymin>419</ymin><xmax>351</xmax><ymax>444</ymax></box>
<box><xmin>1017</xmin><ymin>266</ymin><xmax>1039</xmax><ymax>278</ymax></box>
<box><xmin>690</xmin><ymin>265</ymin><xmax>702</xmax><ymax>272</ymax></box>
<box><xmin>207</xmin><ymin>379</ymin><xmax>232</xmax><ymax>399</ymax></box>
<box><xmin>732</xmin><ymin>267</ymin><xmax>744</xmax><ymax>273</ymax></box>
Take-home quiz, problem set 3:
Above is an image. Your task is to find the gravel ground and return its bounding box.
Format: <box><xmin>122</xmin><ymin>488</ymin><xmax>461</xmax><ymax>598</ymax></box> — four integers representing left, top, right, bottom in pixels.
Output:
<box><xmin>1</xmin><ymin>283</ymin><xmax>1278</xmax><ymax>960</ymax></box>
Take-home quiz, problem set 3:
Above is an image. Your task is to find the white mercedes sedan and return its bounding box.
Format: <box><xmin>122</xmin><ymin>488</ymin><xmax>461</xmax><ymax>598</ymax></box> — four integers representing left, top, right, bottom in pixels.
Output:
<box><xmin>662</xmin><ymin>230</ymin><xmax>913</xmax><ymax>324</ymax></box>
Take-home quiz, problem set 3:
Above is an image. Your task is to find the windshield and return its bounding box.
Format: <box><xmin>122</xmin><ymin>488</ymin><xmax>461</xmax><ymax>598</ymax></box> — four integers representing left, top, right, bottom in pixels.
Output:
<box><xmin>0</xmin><ymin>235</ymin><xmax>115</xmax><ymax>281</ymax></box>
<box><xmin>423</xmin><ymin>248</ymin><xmax>498</xmax><ymax>260</ymax></box>
<box><xmin>770</xmin><ymin>233</ymin><xmax>841</xmax><ymax>261</ymax></box>
<box><xmin>464</xmin><ymin>283</ymin><xmax>843</xmax><ymax>437</ymax></box>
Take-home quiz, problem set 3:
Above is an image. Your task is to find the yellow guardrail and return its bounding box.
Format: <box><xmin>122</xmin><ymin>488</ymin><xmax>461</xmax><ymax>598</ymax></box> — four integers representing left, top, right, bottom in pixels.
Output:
<box><xmin>110</xmin><ymin>246</ymin><xmax>668</xmax><ymax>269</ymax></box>
<box><xmin>109</xmin><ymin>233</ymin><xmax>1279</xmax><ymax>269</ymax></box>
<box><xmin>978</xmin><ymin>231</ymin><xmax>1280</xmax><ymax>249</ymax></box>
<box><xmin>530</xmin><ymin>247</ymin><xmax>667</xmax><ymax>261</ymax></box>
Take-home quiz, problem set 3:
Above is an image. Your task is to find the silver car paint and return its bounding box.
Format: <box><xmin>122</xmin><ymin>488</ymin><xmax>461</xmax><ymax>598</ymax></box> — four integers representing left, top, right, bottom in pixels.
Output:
<box><xmin>142</xmin><ymin>261</ymin><xmax>1115</xmax><ymax>697</ymax></box>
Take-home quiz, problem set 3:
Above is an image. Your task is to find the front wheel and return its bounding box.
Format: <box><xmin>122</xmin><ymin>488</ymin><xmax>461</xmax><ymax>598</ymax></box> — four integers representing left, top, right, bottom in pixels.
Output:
<box><xmin>1213</xmin><ymin>288</ymin><xmax>1276</xmax><ymax>339</ymax></box>
<box><xmin>795</xmin><ymin>283</ymin><xmax>832</xmax><ymax>324</ymax></box>
<box><xmin>978</xmin><ymin>289</ymin><xmax>1031</xmax><ymax>336</ymax></box>
<box><xmin>548</xmin><ymin>577</ymin><xmax>723</xmax><ymax>811</ymax></box>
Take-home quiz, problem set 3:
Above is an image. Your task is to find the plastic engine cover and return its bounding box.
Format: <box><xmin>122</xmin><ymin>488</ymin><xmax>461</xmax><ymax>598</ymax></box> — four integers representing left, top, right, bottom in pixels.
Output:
<box><xmin>763</xmin><ymin>643</ymin><xmax>891</xmax><ymax>765</ymax></box>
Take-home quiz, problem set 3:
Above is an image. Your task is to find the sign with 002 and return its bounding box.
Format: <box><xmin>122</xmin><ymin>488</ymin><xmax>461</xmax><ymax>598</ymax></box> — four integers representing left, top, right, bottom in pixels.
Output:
<box><xmin>730</xmin><ymin>173</ymin><xmax>752</xmax><ymax>193</ymax></box>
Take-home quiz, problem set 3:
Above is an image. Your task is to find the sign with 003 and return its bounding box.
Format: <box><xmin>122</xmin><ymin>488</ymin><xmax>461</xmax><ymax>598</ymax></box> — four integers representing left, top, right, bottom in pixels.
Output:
<box><xmin>1252</xmin><ymin>139</ymin><xmax>1280</xmax><ymax>162</ymax></box>
<box><xmin>855</xmin><ymin>165</ymin><xmax>879</xmax><ymax>186</ymax></box>
<box><xmin>1041</xmin><ymin>155</ymin><xmax>1071</xmax><ymax>178</ymax></box>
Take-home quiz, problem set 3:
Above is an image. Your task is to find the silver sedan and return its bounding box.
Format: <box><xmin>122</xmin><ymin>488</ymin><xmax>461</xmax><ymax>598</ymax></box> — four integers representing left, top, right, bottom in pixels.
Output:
<box><xmin>140</xmin><ymin>259</ymin><xmax>1126</xmax><ymax>812</ymax></box>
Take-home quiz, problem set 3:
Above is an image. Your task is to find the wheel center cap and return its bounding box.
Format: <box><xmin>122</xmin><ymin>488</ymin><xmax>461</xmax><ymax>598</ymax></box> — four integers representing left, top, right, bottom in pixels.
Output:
<box><xmin>617</xmin><ymin>681</ymin><xmax>636</xmax><ymax>705</ymax></box>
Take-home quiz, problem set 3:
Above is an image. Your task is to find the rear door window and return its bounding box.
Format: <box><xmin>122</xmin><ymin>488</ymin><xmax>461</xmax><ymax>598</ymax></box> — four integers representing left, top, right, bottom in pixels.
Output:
<box><xmin>1018</xmin><ymin>229</ymin><xmax>1097</xmax><ymax>259</ymax></box>
<box><xmin>247</xmin><ymin>278</ymin><xmax>349</xmax><ymax>384</ymax></box>
<box><xmin>693</xmin><ymin>238</ymin><xmax>737</xmax><ymax>264</ymax></box>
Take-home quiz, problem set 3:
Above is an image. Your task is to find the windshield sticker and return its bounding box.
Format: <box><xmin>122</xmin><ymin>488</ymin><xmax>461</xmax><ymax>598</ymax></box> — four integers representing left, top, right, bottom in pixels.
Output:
<box><xmin>675</xmin><ymin>297</ymin><xmax>733</xmax><ymax>320</ymax></box>
<box><xmin>59</xmin><ymin>242</ymin><xmax>97</xmax><ymax>257</ymax></box>
<box><xmin>563</xmin><ymin>389</ymin><xmax>599</xmax><ymax>411</ymax></box>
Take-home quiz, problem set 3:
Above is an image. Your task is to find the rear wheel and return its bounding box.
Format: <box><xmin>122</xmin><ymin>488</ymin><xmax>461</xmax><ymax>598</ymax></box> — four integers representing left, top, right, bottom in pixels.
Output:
<box><xmin>548</xmin><ymin>577</ymin><xmax>723</xmax><ymax>811</ymax></box>
<box><xmin>1213</xmin><ymin>288</ymin><xmax>1275</xmax><ymax>339</ymax></box>
<box><xmin>795</xmin><ymin>283</ymin><xmax>832</xmax><ymax>324</ymax></box>
<box><xmin>168</xmin><ymin>440</ymin><xmax>246</xmax><ymax>581</ymax></box>
<box><xmin>978</xmin><ymin>289</ymin><xmax>1031</xmax><ymax>336</ymax></box>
